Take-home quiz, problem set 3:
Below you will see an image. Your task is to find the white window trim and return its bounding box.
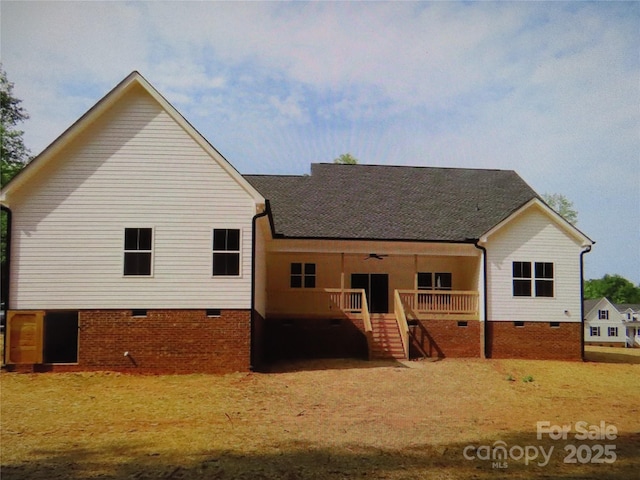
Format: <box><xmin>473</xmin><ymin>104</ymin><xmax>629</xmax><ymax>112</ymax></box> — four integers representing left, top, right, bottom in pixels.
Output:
<box><xmin>512</xmin><ymin>261</ymin><xmax>555</xmax><ymax>298</ymax></box>
<box><xmin>211</xmin><ymin>227</ymin><xmax>243</xmax><ymax>278</ymax></box>
<box><xmin>123</xmin><ymin>226</ymin><xmax>154</xmax><ymax>278</ymax></box>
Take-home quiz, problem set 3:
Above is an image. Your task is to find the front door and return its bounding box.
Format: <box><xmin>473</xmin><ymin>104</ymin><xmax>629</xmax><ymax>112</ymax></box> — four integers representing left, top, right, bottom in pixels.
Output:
<box><xmin>351</xmin><ymin>273</ymin><xmax>389</xmax><ymax>314</ymax></box>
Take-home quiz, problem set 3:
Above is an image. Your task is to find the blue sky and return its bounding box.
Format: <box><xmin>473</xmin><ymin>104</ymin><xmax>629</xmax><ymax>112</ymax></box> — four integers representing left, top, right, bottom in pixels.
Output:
<box><xmin>1</xmin><ymin>1</ymin><xmax>638</xmax><ymax>284</ymax></box>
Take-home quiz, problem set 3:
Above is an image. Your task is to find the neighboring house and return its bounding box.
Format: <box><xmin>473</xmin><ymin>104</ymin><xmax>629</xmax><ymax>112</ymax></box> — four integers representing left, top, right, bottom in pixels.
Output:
<box><xmin>0</xmin><ymin>72</ymin><xmax>594</xmax><ymax>373</ymax></box>
<box><xmin>584</xmin><ymin>298</ymin><xmax>640</xmax><ymax>347</ymax></box>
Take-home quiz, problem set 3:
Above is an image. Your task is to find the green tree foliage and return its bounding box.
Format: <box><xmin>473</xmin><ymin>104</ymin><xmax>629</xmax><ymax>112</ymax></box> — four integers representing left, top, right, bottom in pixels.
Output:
<box><xmin>1</xmin><ymin>65</ymin><xmax>30</xmax><ymax>288</ymax></box>
<box><xmin>1</xmin><ymin>65</ymin><xmax>30</xmax><ymax>187</ymax></box>
<box><xmin>542</xmin><ymin>193</ymin><xmax>578</xmax><ymax>225</ymax></box>
<box><xmin>333</xmin><ymin>153</ymin><xmax>358</xmax><ymax>165</ymax></box>
<box><xmin>584</xmin><ymin>274</ymin><xmax>640</xmax><ymax>303</ymax></box>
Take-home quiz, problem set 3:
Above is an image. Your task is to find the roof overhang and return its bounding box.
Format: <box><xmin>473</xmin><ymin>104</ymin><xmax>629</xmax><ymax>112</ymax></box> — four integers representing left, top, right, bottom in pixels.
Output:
<box><xmin>478</xmin><ymin>197</ymin><xmax>594</xmax><ymax>248</ymax></box>
<box><xmin>1</xmin><ymin>71</ymin><xmax>265</xmax><ymax>206</ymax></box>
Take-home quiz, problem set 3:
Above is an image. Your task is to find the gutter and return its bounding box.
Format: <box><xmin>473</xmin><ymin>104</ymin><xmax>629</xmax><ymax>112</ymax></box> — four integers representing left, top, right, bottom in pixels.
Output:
<box><xmin>473</xmin><ymin>240</ymin><xmax>489</xmax><ymax>358</ymax></box>
<box><xmin>250</xmin><ymin>200</ymin><xmax>271</xmax><ymax>371</ymax></box>
<box><xmin>1</xmin><ymin>205</ymin><xmax>12</xmax><ymax>366</ymax></box>
<box><xmin>580</xmin><ymin>245</ymin><xmax>593</xmax><ymax>361</ymax></box>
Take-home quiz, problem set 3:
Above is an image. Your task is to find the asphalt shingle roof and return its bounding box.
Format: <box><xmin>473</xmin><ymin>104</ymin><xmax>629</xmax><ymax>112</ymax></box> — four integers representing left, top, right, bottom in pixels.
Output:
<box><xmin>244</xmin><ymin>163</ymin><xmax>539</xmax><ymax>242</ymax></box>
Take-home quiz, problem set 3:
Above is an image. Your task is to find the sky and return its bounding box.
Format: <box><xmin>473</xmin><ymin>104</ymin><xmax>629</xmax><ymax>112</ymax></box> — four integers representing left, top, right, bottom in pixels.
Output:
<box><xmin>1</xmin><ymin>1</ymin><xmax>638</xmax><ymax>284</ymax></box>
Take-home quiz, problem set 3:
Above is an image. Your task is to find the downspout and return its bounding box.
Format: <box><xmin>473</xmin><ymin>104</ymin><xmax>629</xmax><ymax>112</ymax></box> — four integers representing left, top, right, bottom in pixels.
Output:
<box><xmin>1</xmin><ymin>205</ymin><xmax>12</xmax><ymax>366</ymax></box>
<box><xmin>474</xmin><ymin>240</ymin><xmax>488</xmax><ymax>358</ymax></box>
<box><xmin>580</xmin><ymin>245</ymin><xmax>592</xmax><ymax>361</ymax></box>
<box><xmin>250</xmin><ymin>200</ymin><xmax>270</xmax><ymax>371</ymax></box>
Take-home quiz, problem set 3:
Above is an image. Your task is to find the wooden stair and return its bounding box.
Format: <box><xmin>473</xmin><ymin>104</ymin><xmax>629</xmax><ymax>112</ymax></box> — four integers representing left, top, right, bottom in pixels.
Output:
<box><xmin>370</xmin><ymin>315</ymin><xmax>406</xmax><ymax>360</ymax></box>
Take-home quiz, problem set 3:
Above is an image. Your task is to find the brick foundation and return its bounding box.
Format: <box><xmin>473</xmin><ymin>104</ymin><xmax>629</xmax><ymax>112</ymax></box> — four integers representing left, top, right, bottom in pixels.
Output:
<box><xmin>7</xmin><ymin>309</ymin><xmax>252</xmax><ymax>374</ymax></box>
<box><xmin>262</xmin><ymin>317</ymin><xmax>368</xmax><ymax>362</ymax></box>
<box><xmin>409</xmin><ymin>319</ymin><xmax>482</xmax><ymax>358</ymax></box>
<box><xmin>486</xmin><ymin>321</ymin><xmax>582</xmax><ymax>360</ymax></box>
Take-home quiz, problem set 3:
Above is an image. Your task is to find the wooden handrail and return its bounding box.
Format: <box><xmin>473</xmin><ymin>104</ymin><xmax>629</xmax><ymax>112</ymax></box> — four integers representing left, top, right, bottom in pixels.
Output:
<box><xmin>394</xmin><ymin>290</ymin><xmax>410</xmax><ymax>359</ymax></box>
<box><xmin>397</xmin><ymin>290</ymin><xmax>479</xmax><ymax>316</ymax></box>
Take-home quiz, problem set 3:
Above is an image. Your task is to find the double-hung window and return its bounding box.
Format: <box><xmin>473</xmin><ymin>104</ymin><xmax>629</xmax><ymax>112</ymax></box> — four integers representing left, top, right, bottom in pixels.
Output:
<box><xmin>590</xmin><ymin>326</ymin><xmax>600</xmax><ymax>337</ymax></box>
<box><xmin>417</xmin><ymin>272</ymin><xmax>452</xmax><ymax>290</ymax></box>
<box><xmin>608</xmin><ymin>327</ymin><xmax>618</xmax><ymax>337</ymax></box>
<box><xmin>512</xmin><ymin>262</ymin><xmax>532</xmax><ymax>296</ymax></box>
<box><xmin>124</xmin><ymin>228</ymin><xmax>153</xmax><ymax>276</ymax></box>
<box><xmin>598</xmin><ymin>310</ymin><xmax>609</xmax><ymax>320</ymax></box>
<box><xmin>534</xmin><ymin>262</ymin><xmax>554</xmax><ymax>297</ymax></box>
<box><xmin>213</xmin><ymin>229</ymin><xmax>240</xmax><ymax>276</ymax></box>
<box><xmin>291</xmin><ymin>263</ymin><xmax>316</xmax><ymax>288</ymax></box>
<box><xmin>512</xmin><ymin>261</ymin><xmax>554</xmax><ymax>297</ymax></box>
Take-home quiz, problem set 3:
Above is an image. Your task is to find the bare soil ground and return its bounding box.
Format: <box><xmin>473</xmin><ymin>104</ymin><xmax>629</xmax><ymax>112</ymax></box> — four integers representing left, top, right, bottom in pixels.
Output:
<box><xmin>1</xmin><ymin>346</ymin><xmax>639</xmax><ymax>479</ymax></box>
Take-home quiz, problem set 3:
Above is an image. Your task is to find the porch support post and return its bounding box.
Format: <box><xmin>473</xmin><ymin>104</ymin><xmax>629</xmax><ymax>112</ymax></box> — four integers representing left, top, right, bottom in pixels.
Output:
<box><xmin>340</xmin><ymin>253</ymin><xmax>345</xmax><ymax>310</ymax></box>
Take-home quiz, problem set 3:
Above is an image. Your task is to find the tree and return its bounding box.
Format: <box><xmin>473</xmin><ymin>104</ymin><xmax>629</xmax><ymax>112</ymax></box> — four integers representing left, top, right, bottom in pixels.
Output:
<box><xmin>333</xmin><ymin>153</ymin><xmax>358</xmax><ymax>165</ymax></box>
<box><xmin>542</xmin><ymin>193</ymin><xmax>578</xmax><ymax>226</ymax></box>
<box><xmin>584</xmin><ymin>274</ymin><xmax>640</xmax><ymax>304</ymax></box>
<box><xmin>1</xmin><ymin>66</ymin><xmax>31</xmax><ymax>304</ymax></box>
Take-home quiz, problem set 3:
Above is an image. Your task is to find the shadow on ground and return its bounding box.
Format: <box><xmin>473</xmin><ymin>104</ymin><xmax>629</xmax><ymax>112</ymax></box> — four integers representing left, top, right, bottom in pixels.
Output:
<box><xmin>2</xmin><ymin>432</ymin><xmax>638</xmax><ymax>480</ymax></box>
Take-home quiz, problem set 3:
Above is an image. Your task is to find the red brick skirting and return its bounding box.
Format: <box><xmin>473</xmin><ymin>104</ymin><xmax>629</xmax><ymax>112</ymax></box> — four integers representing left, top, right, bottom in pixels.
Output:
<box><xmin>8</xmin><ymin>309</ymin><xmax>252</xmax><ymax>374</ymax></box>
<box><xmin>486</xmin><ymin>321</ymin><xmax>582</xmax><ymax>360</ymax></box>
<box><xmin>409</xmin><ymin>319</ymin><xmax>482</xmax><ymax>358</ymax></box>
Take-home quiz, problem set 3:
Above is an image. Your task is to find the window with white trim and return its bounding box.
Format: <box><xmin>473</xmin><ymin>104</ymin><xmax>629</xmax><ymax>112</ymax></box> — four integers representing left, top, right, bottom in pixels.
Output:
<box><xmin>512</xmin><ymin>262</ymin><xmax>532</xmax><ymax>296</ymax></box>
<box><xmin>598</xmin><ymin>310</ymin><xmax>609</xmax><ymax>320</ymax></box>
<box><xmin>213</xmin><ymin>229</ymin><xmax>240</xmax><ymax>276</ymax></box>
<box><xmin>590</xmin><ymin>326</ymin><xmax>600</xmax><ymax>337</ymax></box>
<box><xmin>417</xmin><ymin>272</ymin><xmax>452</xmax><ymax>290</ymax></box>
<box><xmin>290</xmin><ymin>263</ymin><xmax>316</xmax><ymax>288</ymax></box>
<box><xmin>512</xmin><ymin>261</ymin><xmax>554</xmax><ymax>297</ymax></box>
<box><xmin>608</xmin><ymin>327</ymin><xmax>618</xmax><ymax>337</ymax></box>
<box><xmin>124</xmin><ymin>228</ymin><xmax>153</xmax><ymax>276</ymax></box>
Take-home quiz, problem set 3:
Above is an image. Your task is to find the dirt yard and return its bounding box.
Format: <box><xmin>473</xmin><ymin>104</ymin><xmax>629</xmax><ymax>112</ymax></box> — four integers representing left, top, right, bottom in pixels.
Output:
<box><xmin>1</xmin><ymin>346</ymin><xmax>639</xmax><ymax>479</ymax></box>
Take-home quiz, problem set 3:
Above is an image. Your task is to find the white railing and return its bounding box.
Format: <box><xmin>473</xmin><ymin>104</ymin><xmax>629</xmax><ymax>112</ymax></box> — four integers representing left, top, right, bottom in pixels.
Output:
<box><xmin>394</xmin><ymin>290</ymin><xmax>410</xmax><ymax>359</ymax></box>
<box><xmin>397</xmin><ymin>290</ymin><xmax>479</xmax><ymax>318</ymax></box>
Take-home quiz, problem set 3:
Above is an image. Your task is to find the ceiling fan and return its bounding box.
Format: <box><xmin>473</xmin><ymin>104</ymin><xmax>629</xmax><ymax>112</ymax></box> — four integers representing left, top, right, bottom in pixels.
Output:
<box><xmin>365</xmin><ymin>253</ymin><xmax>388</xmax><ymax>260</ymax></box>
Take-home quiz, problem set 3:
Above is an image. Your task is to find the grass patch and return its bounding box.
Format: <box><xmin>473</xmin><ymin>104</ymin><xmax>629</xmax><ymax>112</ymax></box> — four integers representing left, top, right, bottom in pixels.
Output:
<box><xmin>1</xmin><ymin>347</ymin><xmax>639</xmax><ymax>479</ymax></box>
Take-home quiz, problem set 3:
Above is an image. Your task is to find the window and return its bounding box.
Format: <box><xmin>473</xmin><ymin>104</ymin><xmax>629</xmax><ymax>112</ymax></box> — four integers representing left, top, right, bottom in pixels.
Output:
<box><xmin>598</xmin><ymin>310</ymin><xmax>609</xmax><ymax>320</ymax></box>
<box><xmin>512</xmin><ymin>262</ymin><xmax>532</xmax><ymax>296</ymax></box>
<box><xmin>608</xmin><ymin>327</ymin><xmax>618</xmax><ymax>337</ymax></box>
<box><xmin>534</xmin><ymin>262</ymin><xmax>554</xmax><ymax>297</ymax></box>
<box><xmin>457</xmin><ymin>321</ymin><xmax>468</xmax><ymax>327</ymax></box>
<box><xmin>550</xmin><ymin>322</ymin><xmax>560</xmax><ymax>328</ymax></box>
<box><xmin>213</xmin><ymin>229</ymin><xmax>240</xmax><ymax>276</ymax></box>
<box><xmin>124</xmin><ymin>228</ymin><xmax>152</xmax><ymax>276</ymax></box>
<box><xmin>290</xmin><ymin>263</ymin><xmax>316</xmax><ymax>288</ymax></box>
<box><xmin>512</xmin><ymin>261</ymin><xmax>554</xmax><ymax>297</ymax></box>
<box><xmin>206</xmin><ymin>309</ymin><xmax>221</xmax><ymax>317</ymax></box>
<box><xmin>590</xmin><ymin>326</ymin><xmax>600</xmax><ymax>337</ymax></box>
<box><xmin>418</xmin><ymin>272</ymin><xmax>452</xmax><ymax>290</ymax></box>
<box><xmin>514</xmin><ymin>321</ymin><xmax>525</xmax><ymax>327</ymax></box>
<box><xmin>131</xmin><ymin>309</ymin><xmax>148</xmax><ymax>317</ymax></box>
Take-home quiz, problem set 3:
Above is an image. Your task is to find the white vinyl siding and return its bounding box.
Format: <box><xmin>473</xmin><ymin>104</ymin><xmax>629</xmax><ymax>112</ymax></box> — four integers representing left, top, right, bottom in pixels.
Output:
<box><xmin>583</xmin><ymin>298</ymin><xmax>627</xmax><ymax>344</ymax></box>
<box><xmin>9</xmin><ymin>85</ymin><xmax>256</xmax><ymax>309</ymax></box>
<box><xmin>485</xmin><ymin>206</ymin><xmax>583</xmax><ymax>323</ymax></box>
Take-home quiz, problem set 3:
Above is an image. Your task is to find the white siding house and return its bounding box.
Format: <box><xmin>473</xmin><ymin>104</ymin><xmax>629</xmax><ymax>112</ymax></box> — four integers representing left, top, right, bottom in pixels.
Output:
<box><xmin>2</xmin><ymin>73</ymin><xmax>265</xmax><ymax>311</ymax></box>
<box><xmin>584</xmin><ymin>298</ymin><xmax>640</xmax><ymax>347</ymax></box>
<box><xmin>0</xmin><ymin>71</ymin><xmax>595</xmax><ymax>371</ymax></box>
<box><xmin>481</xmin><ymin>199</ymin><xmax>592</xmax><ymax>324</ymax></box>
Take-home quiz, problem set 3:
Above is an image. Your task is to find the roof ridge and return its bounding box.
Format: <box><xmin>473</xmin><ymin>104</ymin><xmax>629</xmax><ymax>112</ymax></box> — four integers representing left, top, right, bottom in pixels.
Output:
<box><xmin>311</xmin><ymin>162</ymin><xmax>514</xmax><ymax>173</ymax></box>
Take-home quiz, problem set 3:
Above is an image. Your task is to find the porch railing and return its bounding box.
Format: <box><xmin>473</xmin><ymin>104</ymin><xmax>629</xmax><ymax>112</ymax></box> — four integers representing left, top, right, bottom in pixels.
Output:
<box><xmin>326</xmin><ymin>288</ymin><xmax>373</xmax><ymax>348</ymax></box>
<box><xmin>393</xmin><ymin>290</ymin><xmax>410</xmax><ymax>359</ymax></box>
<box><xmin>397</xmin><ymin>290</ymin><xmax>479</xmax><ymax>319</ymax></box>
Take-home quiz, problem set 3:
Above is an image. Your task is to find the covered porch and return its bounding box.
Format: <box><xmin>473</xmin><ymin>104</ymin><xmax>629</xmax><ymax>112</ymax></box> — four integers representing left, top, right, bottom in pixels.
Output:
<box><xmin>259</xmin><ymin>240</ymin><xmax>484</xmax><ymax>362</ymax></box>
